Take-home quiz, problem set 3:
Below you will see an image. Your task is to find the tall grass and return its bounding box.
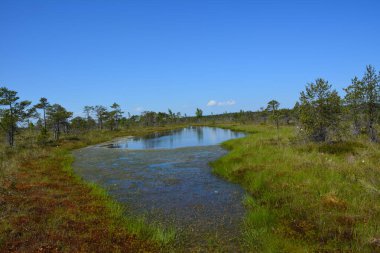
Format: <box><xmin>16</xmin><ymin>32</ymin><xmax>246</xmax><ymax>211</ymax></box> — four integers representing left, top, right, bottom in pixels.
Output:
<box><xmin>211</xmin><ymin>123</ymin><xmax>380</xmax><ymax>252</ymax></box>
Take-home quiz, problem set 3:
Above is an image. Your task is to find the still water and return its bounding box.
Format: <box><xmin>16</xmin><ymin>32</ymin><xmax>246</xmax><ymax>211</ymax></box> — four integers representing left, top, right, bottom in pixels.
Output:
<box><xmin>73</xmin><ymin>127</ymin><xmax>246</xmax><ymax>250</ymax></box>
<box><xmin>101</xmin><ymin>126</ymin><xmax>245</xmax><ymax>149</ymax></box>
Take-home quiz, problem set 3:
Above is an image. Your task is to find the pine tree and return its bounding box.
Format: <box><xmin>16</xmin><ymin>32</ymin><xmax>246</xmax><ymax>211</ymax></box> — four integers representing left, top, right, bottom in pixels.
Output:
<box><xmin>361</xmin><ymin>65</ymin><xmax>380</xmax><ymax>142</ymax></box>
<box><xmin>299</xmin><ymin>79</ymin><xmax>342</xmax><ymax>142</ymax></box>
<box><xmin>344</xmin><ymin>77</ymin><xmax>364</xmax><ymax>135</ymax></box>
<box><xmin>0</xmin><ymin>87</ymin><xmax>34</xmax><ymax>146</ymax></box>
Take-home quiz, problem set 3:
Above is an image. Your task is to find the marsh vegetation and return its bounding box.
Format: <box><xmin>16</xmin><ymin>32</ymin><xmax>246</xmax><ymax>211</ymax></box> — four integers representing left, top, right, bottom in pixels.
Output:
<box><xmin>1</xmin><ymin>65</ymin><xmax>380</xmax><ymax>252</ymax></box>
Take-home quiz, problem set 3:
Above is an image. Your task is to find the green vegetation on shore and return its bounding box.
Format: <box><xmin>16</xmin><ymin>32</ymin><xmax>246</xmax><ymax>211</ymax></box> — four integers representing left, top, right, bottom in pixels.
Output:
<box><xmin>211</xmin><ymin>124</ymin><xmax>380</xmax><ymax>252</ymax></box>
<box><xmin>0</xmin><ymin>127</ymin><xmax>183</xmax><ymax>252</ymax></box>
<box><xmin>1</xmin><ymin>64</ymin><xmax>380</xmax><ymax>252</ymax></box>
<box><xmin>1</xmin><ymin>123</ymin><xmax>380</xmax><ymax>252</ymax></box>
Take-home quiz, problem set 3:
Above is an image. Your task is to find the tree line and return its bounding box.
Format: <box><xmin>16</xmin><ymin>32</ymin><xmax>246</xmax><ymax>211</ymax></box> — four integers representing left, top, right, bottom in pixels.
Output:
<box><xmin>296</xmin><ymin>65</ymin><xmax>380</xmax><ymax>142</ymax></box>
<box><xmin>1</xmin><ymin>65</ymin><xmax>379</xmax><ymax>146</ymax></box>
<box><xmin>199</xmin><ymin>65</ymin><xmax>380</xmax><ymax>143</ymax></box>
<box><xmin>0</xmin><ymin>91</ymin><xmax>190</xmax><ymax>146</ymax></box>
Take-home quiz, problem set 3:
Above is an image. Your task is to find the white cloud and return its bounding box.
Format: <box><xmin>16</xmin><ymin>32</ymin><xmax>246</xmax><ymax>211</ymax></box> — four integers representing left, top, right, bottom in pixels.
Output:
<box><xmin>207</xmin><ymin>99</ymin><xmax>236</xmax><ymax>107</ymax></box>
<box><xmin>207</xmin><ymin>100</ymin><xmax>217</xmax><ymax>106</ymax></box>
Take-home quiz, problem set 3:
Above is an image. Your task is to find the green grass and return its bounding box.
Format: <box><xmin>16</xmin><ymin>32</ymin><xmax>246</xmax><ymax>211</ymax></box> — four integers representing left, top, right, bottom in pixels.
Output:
<box><xmin>2</xmin><ymin>123</ymin><xmax>380</xmax><ymax>252</ymax></box>
<box><xmin>211</xmin><ymin>123</ymin><xmax>380</xmax><ymax>252</ymax></box>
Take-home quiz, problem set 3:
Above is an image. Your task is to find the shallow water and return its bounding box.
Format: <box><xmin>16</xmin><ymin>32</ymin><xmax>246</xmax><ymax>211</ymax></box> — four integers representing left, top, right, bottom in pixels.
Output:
<box><xmin>101</xmin><ymin>126</ymin><xmax>245</xmax><ymax>150</ymax></box>
<box><xmin>72</xmin><ymin>127</ymin><xmax>246</xmax><ymax>250</ymax></box>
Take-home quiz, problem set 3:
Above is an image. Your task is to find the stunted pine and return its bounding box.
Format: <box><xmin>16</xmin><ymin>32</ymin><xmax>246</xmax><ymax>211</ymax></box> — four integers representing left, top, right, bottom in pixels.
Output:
<box><xmin>344</xmin><ymin>77</ymin><xmax>364</xmax><ymax>136</ymax></box>
<box><xmin>195</xmin><ymin>108</ymin><xmax>203</xmax><ymax>118</ymax></box>
<box><xmin>267</xmin><ymin>100</ymin><xmax>280</xmax><ymax>130</ymax></box>
<box><xmin>361</xmin><ymin>65</ymin><xmax>380</xmax><ymax>142</ymax></box>
<box><xmin>0</xmin><ymin>87</ymin><xmax>34</xmax><ymax>146</ymax></box>
<box><xmin>299</xmin><ymin>79</ymin><xmax>342</xmax><ymax>142</ymax></box>
<box><xmin>46</xmin><ymin>104</ymin><xmax>73</xmax><ymax>141</ymax></box>
<box><xmin>94</xmin><ymin>105</ymin><xmax>108</xmax><ymax>130</ymax></box>
<box><xmin>109</xmin><ymin>103</ymin><xmax>123</xmax><ymax>130</ymax></box>
<box><xmin>35</xmin><ymin>97</ymin><xmax>50</xmax><ymax>131</ymax></box>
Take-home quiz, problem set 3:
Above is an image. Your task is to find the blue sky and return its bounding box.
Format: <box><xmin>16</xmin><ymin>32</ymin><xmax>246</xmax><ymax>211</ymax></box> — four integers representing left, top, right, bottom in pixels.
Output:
<box><xmin>1</xmin><ymin>0</ymin><xmax>380</xmax><ymax>116</ymax></box>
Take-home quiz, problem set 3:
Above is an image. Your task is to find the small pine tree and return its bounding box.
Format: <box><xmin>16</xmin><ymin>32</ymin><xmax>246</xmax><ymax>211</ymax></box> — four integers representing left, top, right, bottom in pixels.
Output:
<box><xmin>361</xmin><ymin>65</ymin><xmax>380</xmax><ymax>142</ymax></box>
<box><xmin>344</xmin><ymin>76</ymin><xmax>364</xmax><ymax>136</ymax></box>
<box><xmin>299</xmin><ymin>79</ymin><xmax>342</xmax><ymax>142</ymax></box>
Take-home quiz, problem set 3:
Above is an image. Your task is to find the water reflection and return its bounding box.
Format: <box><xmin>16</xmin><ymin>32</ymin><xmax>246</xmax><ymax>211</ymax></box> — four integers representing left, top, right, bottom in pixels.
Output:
<box><xmin>102</xmin><ymin>126</ymin><xmax>245</xmax><ymax>150</ymax></box>
<box><xmin>196</xmin><ymin>127</ymin><xmax>203</xmax><ymax>142</ymax></box>
<box><xmin>73</xmin><ymin>127</ymin><xmax>247</xmax><ymax>250</ymax></box>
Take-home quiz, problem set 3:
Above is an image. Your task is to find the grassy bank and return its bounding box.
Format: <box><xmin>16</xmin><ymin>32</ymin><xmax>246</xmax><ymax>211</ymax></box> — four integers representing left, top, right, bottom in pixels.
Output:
<box><xmin>211</xmin><ymin>124</ymin><xmax>380</xmax><ymax>252</ymax></box>
<box><xmin>2</xmin><ymin>123</ymin><xmax>380</xmax><ymax>252</ymax></box>
<box><xmin>0</xmin><ymin>126</ymin><xmax>185</xmax><ymax>252</ymax></box>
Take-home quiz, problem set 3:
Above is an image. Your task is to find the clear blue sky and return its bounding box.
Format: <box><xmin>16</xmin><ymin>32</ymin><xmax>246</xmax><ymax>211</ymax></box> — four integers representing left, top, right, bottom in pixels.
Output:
<box><xmin>1</xmin><ymin>0</ymin><xmax>380</xmax><ymax>116</ymax></box>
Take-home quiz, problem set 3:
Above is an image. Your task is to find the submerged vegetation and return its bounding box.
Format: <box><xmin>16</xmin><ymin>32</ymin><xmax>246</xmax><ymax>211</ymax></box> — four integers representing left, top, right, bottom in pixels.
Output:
<box><xmin>0</xmin><ymin>65</ymin><xmax>380</xmax><ymax>252</ymax></box>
